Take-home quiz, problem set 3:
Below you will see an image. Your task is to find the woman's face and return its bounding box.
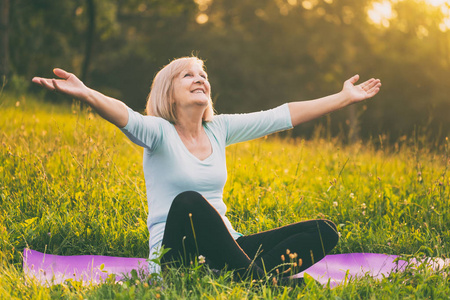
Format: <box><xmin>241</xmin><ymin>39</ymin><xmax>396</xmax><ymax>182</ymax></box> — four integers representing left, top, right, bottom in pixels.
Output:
<box><xmin>172</xmin><ymin>62</ymin><xmax>211</xmax><ymax>111</ymax></box>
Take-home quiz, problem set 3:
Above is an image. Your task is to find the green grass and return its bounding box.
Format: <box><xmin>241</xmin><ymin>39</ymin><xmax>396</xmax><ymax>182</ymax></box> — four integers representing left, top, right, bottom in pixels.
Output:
<box><xmin>1</xmin><ymin>92</ymin><xmax>449</xmax><ymax>299</ymax></box>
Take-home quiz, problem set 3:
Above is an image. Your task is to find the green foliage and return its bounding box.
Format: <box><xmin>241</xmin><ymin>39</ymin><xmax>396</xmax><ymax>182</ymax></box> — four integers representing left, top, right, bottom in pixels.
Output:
<box><xmin>6</xmin><ymin>0</ymin><xmax>450</xmax><ymax>141</ymax></box>
<box><xmin>1</xmin><ymin>94</ymin><xmax>449</xmax><ymax>298</ymax></box>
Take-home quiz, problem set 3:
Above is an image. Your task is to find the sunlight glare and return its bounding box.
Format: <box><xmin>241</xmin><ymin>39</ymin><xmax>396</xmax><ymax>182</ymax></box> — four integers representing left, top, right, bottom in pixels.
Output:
<box><xmin>194</xmin><ymin>0</ymin><xmax>212</xmax><ymax>12</ymax></box>
<box><xmin>440</xmin><ymin>17</ymin><xmax>450</xmax><ymax>31</ymax></box>
<box><xmin>421</xmin><ymin>0</ymin><xmax>450</xmax><ymax>31</ymax></box>
<box><xmin>367</xmin><ymin>1</ymin><xmax>395</xmax><ymax>28</ymax></box>
<box><xmin>196</xmin><ymin>13</ymin><xmax>209</xmax><ymax>24</ymax></box>
<box><xmin>424</xmin><ymin>0</ymin><xmax>448</xmax><ymax>6</ymax></box>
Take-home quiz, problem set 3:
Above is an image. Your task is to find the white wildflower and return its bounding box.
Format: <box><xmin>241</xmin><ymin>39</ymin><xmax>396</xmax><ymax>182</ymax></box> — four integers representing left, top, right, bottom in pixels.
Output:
<box><xmin>198</xmin><ymin>255</ymin><xmax>206</xmax><ymax>264</ymax></box>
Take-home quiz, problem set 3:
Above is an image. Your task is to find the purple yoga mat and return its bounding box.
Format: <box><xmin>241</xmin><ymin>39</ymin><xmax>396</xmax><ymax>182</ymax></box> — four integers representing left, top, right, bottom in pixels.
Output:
<box><xmin>23</xmin><ymin>249</ymin><xmax>149</xmax><ymax>285</ymax></box>
<box><xmin>294</xmin><ymin>252</ymin><xmax>408</xmax><ymax>286</ymax></box>
<box><xmin>23</xmin><ymin>248</ymin><xmax>447</xmax><ymax>287</ymax></box>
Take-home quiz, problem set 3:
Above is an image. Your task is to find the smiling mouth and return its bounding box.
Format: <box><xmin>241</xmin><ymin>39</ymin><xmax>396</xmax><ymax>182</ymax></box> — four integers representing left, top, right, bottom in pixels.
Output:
<box><xmin>191</xmin><ymin>89</ymin><xmax>205</xmax><ymax>94</ymax></box>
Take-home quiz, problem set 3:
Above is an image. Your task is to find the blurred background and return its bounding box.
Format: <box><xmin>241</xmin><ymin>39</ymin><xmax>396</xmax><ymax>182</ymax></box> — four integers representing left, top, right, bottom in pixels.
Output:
<box><xmin>1</xmin><ymin>0</ymin><xmax>449</xmax><ymax>142</ymax></box>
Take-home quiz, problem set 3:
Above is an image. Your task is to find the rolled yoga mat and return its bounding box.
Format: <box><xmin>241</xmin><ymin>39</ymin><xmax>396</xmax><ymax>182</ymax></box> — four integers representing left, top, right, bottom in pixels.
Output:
<box><xmin>23</xmin><ymin>248</ymin><xmax>448</xmax><ymax>287</ymax></box>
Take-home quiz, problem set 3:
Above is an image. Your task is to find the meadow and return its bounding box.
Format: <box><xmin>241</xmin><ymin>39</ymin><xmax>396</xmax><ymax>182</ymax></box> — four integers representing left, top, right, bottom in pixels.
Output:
<box><xmin>1</xmin><ymin>93</ymin><xmax>449</xmax><ymax>299</ymax></box>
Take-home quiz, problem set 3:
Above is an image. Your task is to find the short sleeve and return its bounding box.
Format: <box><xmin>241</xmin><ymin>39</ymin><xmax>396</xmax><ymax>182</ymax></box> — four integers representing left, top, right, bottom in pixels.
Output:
<box><xmin>219</xmin><ymin>103</ymin><xmax>293</xmax><ymax>146</ymax></box>
<box><xmin>119</xmin><ymin>107</ymin><xmax>164</xmax><ymax>150</ymax></box>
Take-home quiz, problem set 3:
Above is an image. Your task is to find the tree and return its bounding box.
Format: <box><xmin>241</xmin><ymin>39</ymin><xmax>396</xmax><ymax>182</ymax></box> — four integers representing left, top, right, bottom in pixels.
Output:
<box><xmin>0</xmin><ymin>0</ymin><xmax>9</xmax><ymax>84</ymax></box>
<box><xmin>81</xmin><ymin>0</ymin><xmax>96</xmax><ymax>84</ymax></box>
<box><xmin>6</xmin><ymin>0</ymin><xmax>450</xmax><ymax>141</ymax></box>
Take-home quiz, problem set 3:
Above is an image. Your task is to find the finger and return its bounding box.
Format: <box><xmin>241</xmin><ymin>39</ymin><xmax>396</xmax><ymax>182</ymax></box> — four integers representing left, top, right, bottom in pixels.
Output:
<box><xmin>366</xmin><ymin>84</ymin><xmax>381</xmax><ymax>97</ymax></box>
<box><xmin>367</xmin><ymin>87</ymin><xmax>380</xmax><ymax>97</ymax></box>
<box><xmin>52</xmin><ymin>79</ymin><xmax>59</xmax><ymax>91</ymax></box>
<box><xmin>39</xmin><ymin>78</ymin><xmax>56</xmax><ymax>91</ymax></box>
<box><xmin>359</xmin><ymin>78</ymin><xmax>375</xmax><ymax>90</ymax></box>
<box><xmin>32</xmin><ymin>77</ymin><xmax>43</xmax><ymax>85</ymax></box>
<box><xmin>348</xmin><ymin>74</ymin><xmax>360</xmax><ymax>85</ymax></box>
<box><xmin>365</xmin><ymin>80</ymin><xmax>381</xmax><ymax>93</ymax></box>
<box><xmin>53</xmin><ymin>68</ymin><xmax>71</xmax><ymax>80</ymax></box>
<box><xmin>361</xmin><ymin>79</ymin><xmax>381</xmax><ymax>92</ymax></box>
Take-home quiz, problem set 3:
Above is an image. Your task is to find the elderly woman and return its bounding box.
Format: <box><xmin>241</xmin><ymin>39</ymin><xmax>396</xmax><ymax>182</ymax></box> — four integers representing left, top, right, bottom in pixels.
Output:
<box><xmin>32</xmin><ymin>56</ymin><xmax>381</xmax><ymax>284</ymax></box>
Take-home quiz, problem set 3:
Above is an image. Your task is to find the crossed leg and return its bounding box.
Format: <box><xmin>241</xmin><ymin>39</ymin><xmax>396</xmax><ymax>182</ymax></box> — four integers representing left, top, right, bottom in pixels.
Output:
<box><xmin>161</xmin><ymin>191</ymin><xmax>338</xmax><ymax>280</ymax></box>
<box><xmin>236</xmin><ymin>219</ymin><xmax>339</xmax><ymax>275</ymax></box>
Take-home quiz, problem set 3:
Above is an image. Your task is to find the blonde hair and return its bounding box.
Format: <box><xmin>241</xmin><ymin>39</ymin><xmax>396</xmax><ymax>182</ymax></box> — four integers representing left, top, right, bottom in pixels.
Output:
<box><xmin>146</xmin><ymin>56</ymin><xmax>214</xmax><ymax>123</ymax></box>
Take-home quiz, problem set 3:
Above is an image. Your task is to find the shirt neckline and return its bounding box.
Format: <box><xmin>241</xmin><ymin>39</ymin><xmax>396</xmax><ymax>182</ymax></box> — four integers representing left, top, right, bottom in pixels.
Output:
<box><xmin>172</xmin><ymin>123</ymin><xmax>214</xmax><ymax>163</ymax></box>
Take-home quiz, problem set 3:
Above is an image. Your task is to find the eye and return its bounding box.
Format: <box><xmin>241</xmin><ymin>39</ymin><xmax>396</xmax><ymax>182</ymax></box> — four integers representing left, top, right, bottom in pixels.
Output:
<box><xmin>200</xmin><ymin>74</ymin><xmax>207</xmax><ymax>79</ymax></box>
<box><xmin>183</xmin><ymin>73</ymin><xmax>192</xmax><ymax>77</ymax></box>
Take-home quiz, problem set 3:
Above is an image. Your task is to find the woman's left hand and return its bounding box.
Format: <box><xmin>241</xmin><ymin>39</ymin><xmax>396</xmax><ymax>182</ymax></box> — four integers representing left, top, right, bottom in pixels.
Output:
<box><xmin>342</xmin><ymin>75</ymin><xmax>381</xmax><ymax>104</ymax></box>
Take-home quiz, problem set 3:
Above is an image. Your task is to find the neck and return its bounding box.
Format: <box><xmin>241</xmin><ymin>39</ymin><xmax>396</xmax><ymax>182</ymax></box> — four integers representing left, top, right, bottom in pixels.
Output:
<box><xmin>174</xmin><ymin>108</ymin><xmax>205</xmax><ymax>138</ymax></box>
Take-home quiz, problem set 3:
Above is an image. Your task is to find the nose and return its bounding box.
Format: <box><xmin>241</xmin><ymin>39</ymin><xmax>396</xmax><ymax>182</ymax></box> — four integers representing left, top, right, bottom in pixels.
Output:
<box><xmin>194</xmin><ymin>75</ymin><xmax>205</xmax><ymax>84</ymax></box>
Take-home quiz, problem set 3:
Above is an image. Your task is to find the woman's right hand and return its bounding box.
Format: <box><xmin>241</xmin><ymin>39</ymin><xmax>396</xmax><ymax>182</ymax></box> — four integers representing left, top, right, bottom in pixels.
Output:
<box><xmin>33</xmin><ymin>68</ymin><xmax>129</xmax><ymax>127</ymax></box>
<box><xmin>32</xmin><ymin>68</ymin><xmax>90</xmax><ymax>101</ymax></box>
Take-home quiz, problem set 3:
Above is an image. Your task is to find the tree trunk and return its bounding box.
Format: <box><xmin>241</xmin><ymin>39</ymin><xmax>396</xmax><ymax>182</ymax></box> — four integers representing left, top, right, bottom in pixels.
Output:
<box><xmin>0</xmin><ymin>0</ymin><xmax>10</xmax><ymax>84</ymax></box>
<box><xmin>81</xmin><ymin>0</ymin><xmax>96</xmax><ymax>84</ymax></box>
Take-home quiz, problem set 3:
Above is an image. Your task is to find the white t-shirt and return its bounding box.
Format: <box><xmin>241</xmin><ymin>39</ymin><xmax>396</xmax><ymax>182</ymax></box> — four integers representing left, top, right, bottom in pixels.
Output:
<box><xmin>120</xmin><ymin>103</ymin><xmax>293</xmax><ymax>270</ymax></box>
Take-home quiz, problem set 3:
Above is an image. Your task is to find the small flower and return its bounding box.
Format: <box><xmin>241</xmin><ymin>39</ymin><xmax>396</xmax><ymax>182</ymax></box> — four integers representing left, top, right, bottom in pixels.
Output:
<box><xmin>198</xmin><ymin>255</ymin><xmax>206</xmax><ymax>264</ymax></box>
<box><xmin>361</xmin><ymin>203</ymin><xmax>367</xmax><ymax>209</ymax></box>
<box><xmin>349</xmin><ymin>193</ymin><xmax>355</xmax><ymax>199</ymax></box>
<box><xmin>333</xmin><ymin>201</ymin><xmax>338</xmax><ymax>207</ymax></box>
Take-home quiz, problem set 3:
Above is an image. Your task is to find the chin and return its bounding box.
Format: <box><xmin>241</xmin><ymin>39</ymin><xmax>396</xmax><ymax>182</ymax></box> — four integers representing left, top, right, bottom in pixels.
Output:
<box><xmin>193</xmin><ymin>97</ymin><xmax>210</xmax><ymax>106</ymax></box>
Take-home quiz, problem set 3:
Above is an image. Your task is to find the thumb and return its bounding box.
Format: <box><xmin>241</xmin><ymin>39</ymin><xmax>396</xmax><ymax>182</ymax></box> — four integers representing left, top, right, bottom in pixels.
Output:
<box><xmin>53</xmin><ymin>68</ymin><xmax>71</xmax><ymax>79</ymax></box>
<box><xmin>348</xmin><ymin>74</ymin><xmax>360</xmax><ymax>85</ymax></box>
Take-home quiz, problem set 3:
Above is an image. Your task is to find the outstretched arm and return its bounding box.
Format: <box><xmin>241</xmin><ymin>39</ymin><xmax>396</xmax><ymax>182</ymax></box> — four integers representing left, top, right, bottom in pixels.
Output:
<box><xmin>32</xmin><ymin>68</ymin><xmax>129</xmax><ymax>128</ymax></box>
<box><xmin>288</xmin><ymin>75</ymin><xmax>381</xmax><ymax>127</ymax></box>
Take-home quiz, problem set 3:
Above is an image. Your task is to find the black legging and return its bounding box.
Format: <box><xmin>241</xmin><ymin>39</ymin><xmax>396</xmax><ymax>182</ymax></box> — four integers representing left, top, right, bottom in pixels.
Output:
<box><xmin>161</xmin><ymin>191</ymin><xmax>339</xmax><ymax>279</ymax></box>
